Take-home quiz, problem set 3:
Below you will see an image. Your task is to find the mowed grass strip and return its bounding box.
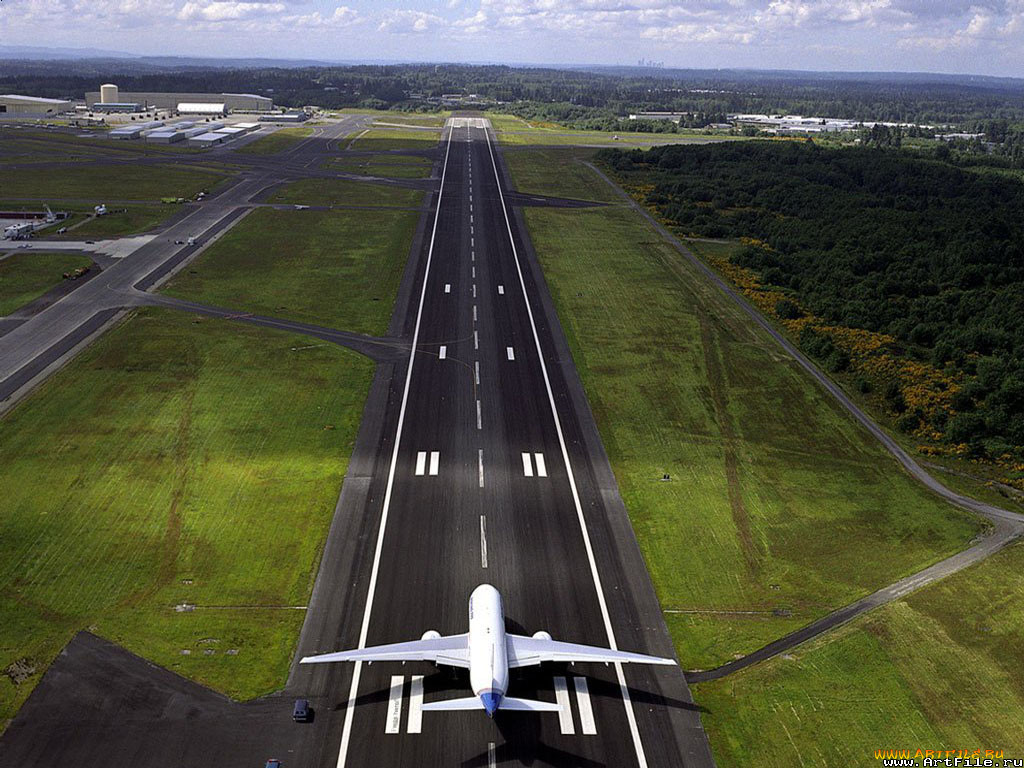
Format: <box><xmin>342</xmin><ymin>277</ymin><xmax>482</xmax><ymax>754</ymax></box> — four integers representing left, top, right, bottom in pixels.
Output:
<box><xmin>0</xmin><ymin>164</ymin><xmax>223</xmax><ymax>201</ymax></box>
<box><xmin>0</xmin><ymin>309</ymin><xmax>374</xmax><ymax>720</ymax></box>
<box><xmin>0</xmin><ymin>252</ymin><xmax>93</xmax><ymax>315</ymax></box>
<box><xmin>50</xmin><ymin>204</ymin><xmax>178</xmax><ymax>239</ymax></box>
<box><xmin>268</xmin><ymin>178</ymin><xmax>424</xmax><ymax>208</ymax></box>
<box><xmin>512</xmin><ymin>151</ymin><xmax>980</xmax><ymax>669</ymax></box>
<box><xmin>235</xmin><ymin>124</ymin><xmax>315</xmax><ymax>155</ymax></box>
<box><xmin>163</xmin><ymin>207</ymin><xmax>414</xmax><ymax>334</ymax></box>
<box><xmin>351</xmin><ymin>128</ymin><xmax>441</xmax><ymax>151</ymax></box>
<box><xmin>502</xmin><ymin>147</ymin><xmax>622</xmax><ymax>203</ymax></box>
<box><xmin>695</xmin><ymin>540</ymin><xmax>1024</xmax><ymax>765</ymax></box>
<box><xmin>328</xmin><ymin>155</ymin><xmax>432</xmax><ymax>179</ymax></box>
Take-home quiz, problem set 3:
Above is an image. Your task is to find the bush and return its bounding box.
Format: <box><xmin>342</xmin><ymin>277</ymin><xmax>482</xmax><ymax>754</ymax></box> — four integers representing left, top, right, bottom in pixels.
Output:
<box><xmin>775</xmin><ymin>298</ymin><xmax>802</xmax><ymax>320</ymax></box>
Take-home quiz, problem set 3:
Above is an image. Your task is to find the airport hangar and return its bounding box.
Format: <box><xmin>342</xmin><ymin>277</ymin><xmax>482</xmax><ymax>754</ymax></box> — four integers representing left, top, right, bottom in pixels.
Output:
<box><xmin>0</xmin><ymin>94</ymin><xmax>74</xmax><ymax>116</ymax></box>
<box><xmin>84</xmin><ymin>88</ymin><xmax>272</xmax><ymax>113</ymax></box>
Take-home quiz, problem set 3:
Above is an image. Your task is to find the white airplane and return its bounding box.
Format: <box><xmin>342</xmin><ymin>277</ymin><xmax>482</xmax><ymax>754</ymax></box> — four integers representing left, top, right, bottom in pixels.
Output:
<box><xmin>300</xmin><ymin>583</ymin><xmax>675</xmax><ymax>717</ymax></box>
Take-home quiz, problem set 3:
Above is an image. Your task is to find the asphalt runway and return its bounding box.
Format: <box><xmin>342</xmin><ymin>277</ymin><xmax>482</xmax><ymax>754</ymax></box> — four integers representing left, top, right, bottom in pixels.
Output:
<box><xmin>290</xmin><ymin>118</ymin><xmax>714</xmax><ymax>767</ymax></box>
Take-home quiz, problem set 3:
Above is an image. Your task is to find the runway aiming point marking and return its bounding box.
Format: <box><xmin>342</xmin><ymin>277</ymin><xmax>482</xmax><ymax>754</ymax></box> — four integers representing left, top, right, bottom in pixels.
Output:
<box><xmin>522</xmin><ymin>452</ymin><xmax>533</xmax><ymax>477</ymax></box>
<box><xmin>415</xmin><ymin>452</ymin><xmax>426</xmax><ymax>476</ymax></box>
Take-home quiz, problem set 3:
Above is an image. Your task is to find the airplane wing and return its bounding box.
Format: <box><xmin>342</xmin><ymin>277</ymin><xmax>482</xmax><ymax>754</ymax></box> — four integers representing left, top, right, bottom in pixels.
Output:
<box><xmin>300</xmin><ymin>634</ymin><xmax>470</xmax><ymax>668</ymax></box>
<box><xmin>506</xmin><ymin>635</ymin><xmax>676</xmax><ymax>669</ymax></box>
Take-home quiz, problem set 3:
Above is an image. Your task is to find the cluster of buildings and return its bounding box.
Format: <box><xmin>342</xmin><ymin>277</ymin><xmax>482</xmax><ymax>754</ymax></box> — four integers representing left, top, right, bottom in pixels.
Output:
<box><xmin>108</xmin><ymin>119</ymin><xmax>261</xmax><ymax>147</ymax></box>
<box><xmin>626</xmin><ymin>110</ymin><xmax>934</xmax><ymax>135</ymax></box>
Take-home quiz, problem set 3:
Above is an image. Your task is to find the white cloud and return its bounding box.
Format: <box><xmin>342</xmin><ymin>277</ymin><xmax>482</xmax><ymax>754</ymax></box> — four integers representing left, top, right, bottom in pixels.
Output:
<box><xmin>177</xmin><ymin>1</ymin><xmax>284</xmax><ymax>22</ymax></box>
<box><xmin>378</xmin><ymin>9</ymin><xmax>445</xmax><ymax>33</ymax></box>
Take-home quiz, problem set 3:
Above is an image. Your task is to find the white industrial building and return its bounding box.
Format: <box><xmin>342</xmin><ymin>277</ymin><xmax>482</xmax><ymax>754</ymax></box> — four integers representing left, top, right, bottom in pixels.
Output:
<box><xmin>108</xmin><ymin>120</ymin><xmax>164</xmax><ymax>139</ymax></box>
<box><xmin>178</xmin><ymin>102</ymin><xmax>226</xmax><ymax>116</ymax></box>
<box><xmin>187</xmin><ymin>133</ymin><xmax>225</xmax><ymax>148</ymax></box>
<box><xmin>145</xmin><ymin>129</ymin><xmax>184</xmax><ymax>144</ymax></box>
<box><xmin>0</xmin><ymin>94</ymin><xmax>74</xmax><ymax>116</ymax></box>
<box><xmin>85</xmin><ymin>86</ymin><xmax>272</xmax><ymax>112</ymax></box>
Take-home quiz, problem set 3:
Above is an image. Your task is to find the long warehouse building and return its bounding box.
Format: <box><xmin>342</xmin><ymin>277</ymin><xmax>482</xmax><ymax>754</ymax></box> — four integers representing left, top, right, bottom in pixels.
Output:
<box><xmin>84</xmin><ymin>91</ymin><xmax>272</xmax><ymax>112</ymax></box>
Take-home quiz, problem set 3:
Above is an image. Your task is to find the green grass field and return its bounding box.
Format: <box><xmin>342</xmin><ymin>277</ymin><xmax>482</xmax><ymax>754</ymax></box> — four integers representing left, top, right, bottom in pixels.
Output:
<box><xmin>268</xmin><ymin>178</ymin><xmax>424</xmax><ymax>208</ymax></box>
<box><xmin>488</xmin><ymin>117</ymin><xmax>742</xmax><ymax>147</ymax></box>
<box><xmin>695</xmin><ymin>540</ymin><xmax>1024</xmax><ymax>765</ymax></box>
<box><xmin>502</xmin><ymin>147</ymin><xmax>623</xmax><ymax>202</ymax></box>
<box><xmin>1</xmin><ymin>164</ymin><xmax>223</xmax><ymax>201</ymax></box>
<box><xmin>50</xmin><ymin>205</ymin><xmax>176</xmax><ymax>239</ymax></box>
<box><xmin>350</xmin><ymin>128</ymin><xmax>441</xmax><ymax>151</ymax></box>
<box><xmin>0</xmin><ymin>252</ymin><xmax>93</xmax><ymax>315</ymax></box>
<box><xmin>328</xmin><ymin>155</ymin><xmax>432</xmax><ymax>179</ymax></box>
<box><xmin>163</xmin><ymin>207</ymin><xmax>415</xmax><ymax>334</ymax></box>
<box><xmin>507</xmin><ymin>150</ymin><xmax>981</xmax><ymax>671</ymax></box>
<box><xmin>235</xmin><ymin>124</ymin><xmax>315</xmax><ymax>155</ymax></box>
<box><xmin>0</xmin><ymin>309</ymin><xmax>374</xmax><ymax>722</ymax></box>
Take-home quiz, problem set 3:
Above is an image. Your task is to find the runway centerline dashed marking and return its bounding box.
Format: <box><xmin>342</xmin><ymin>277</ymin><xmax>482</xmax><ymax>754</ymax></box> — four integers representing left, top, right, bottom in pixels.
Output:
<box><xmin>480</xmin><ymin>515</ymin><xmax>488</xmax><ymax>568</ymax></box>
<box><xmin>386</xmin><ymin>676</ymin><xmax>403</xmax><ymax>734</ymax></box>
<box><xmin>473</xmin><ymin>305</ymin><xmax>478</xmax><ymax>322</ymax></box>
<box><xmin>478</xmin><ymin>449</ymin><xmax>484</xmax><ymax>487</ymax></box>
<box><xmin>473</xmin><ymin>284</ymin><xmax>477</xmax><ymax>298</ymax></box>
<box><xmin>429</xmin><ymin>451</ymin><xmax>439</xmax><ymax>476</ymax></box>
<box><xmin>438</xmin><ymin>345</ymin><xmax>447</xmax><ymax>360</ymax></box>
<box><xmin>408</xmin><ymin>676</ymin><xmax>424</xmax><ymax>734</ymax></box>
<box><xmin>488</xmin><ymin>742</ymin><xmax>496</xmax><ymax>768</ymax></box>
<box><xmin>476</xmin><ymin>399</ymin><xmax>482</xmax><ymax>430</ymax></box>
<box><xmin>498</xmin><ymin>285</ymin><xmax>504</xmax><ymax>295</ymax></box>
<box><xmin>553</xmin><ymin>676</ymin><xmax>575</xmax><ymax>735</ymax></box>
<box><xmin>506</xmin><ymin>346</ymin><xmax>515</xmax><ymax>361</ymax></box>
<box><xmin>444</xmin><ymin>283</ymin><xmax>451</xmax><ymax>294</ymax></box>
<box><xmin>474</xmin><ymin>330</ymin><xmax>479</xmax><ymax>350</ymax></box>
<box><xmin>574</xmin><ymin>677</ymin><xmax>597</xmax><ymax>735</ymax></box>
<box><xmin>475</xmin><ymin>360</ymin><xmax>480</xmax><ymax>385</ymax></box>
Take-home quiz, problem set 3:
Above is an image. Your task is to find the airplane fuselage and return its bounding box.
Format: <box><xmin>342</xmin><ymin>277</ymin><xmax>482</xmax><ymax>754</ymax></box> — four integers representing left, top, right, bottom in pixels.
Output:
<box><xmin>468</xmin><ymin>584</ymin><xmax>508</xmax><ymax>716</ymax></box>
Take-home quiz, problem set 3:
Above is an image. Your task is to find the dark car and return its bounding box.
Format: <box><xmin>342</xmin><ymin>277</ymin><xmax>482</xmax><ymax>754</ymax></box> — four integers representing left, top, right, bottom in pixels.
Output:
<box><xmin>292</xmin><ymin>698</ymin><xmax>311</xmax><ymax>722</ymax></box>
<box><xmin>265</xmin><ymin>761</ymin><xmax>281</xmax><ymax>768</ymax></box>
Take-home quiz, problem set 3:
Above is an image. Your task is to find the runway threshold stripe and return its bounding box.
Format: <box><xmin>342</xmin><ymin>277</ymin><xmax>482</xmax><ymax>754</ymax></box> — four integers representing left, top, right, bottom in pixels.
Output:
<box><xmin>553</xmin><ymin>676</ymin><xmax>575</xmax><ymax>735</ymax></box>
<box><xmin>483</xmin><ymin>123</ymin><xmax>653</xmax><ymax>768</ymax></box>
<box><xmin>574</xmin><ymin>677</ymin><xmax>597</xmax><ymax>735</ymax></box>
<box><xmin>385</xmin><ymin>676</ymin><xmax>403</xmax><ymax>734</ymax></box>
<box><xmin>534</xmin><ymin>453</ymin><xmax>547</xmax><ymax>477</ymax></box>
<box><xmin>522</xmin><ymin>452</ymin><xmax>533</xmax><ymax>477</ymax></box>
<box><xmin>335</xmin><ymin>115</ymin><xmax>455</xmax><ymax>768</ymax></box>
<box><xmin>429</xmin><ymin>451</ymin><xmax>439</xmax><ymax>476</ymax></box>
<box><xmin>415</xmin><ymin>451</ymin><xmax>426</xmax><ymax>476</ymax></box>
<box><xmin>408</xmin><ymin>676</ymin><xmax>424</xmax><ymax>734</ymax></box>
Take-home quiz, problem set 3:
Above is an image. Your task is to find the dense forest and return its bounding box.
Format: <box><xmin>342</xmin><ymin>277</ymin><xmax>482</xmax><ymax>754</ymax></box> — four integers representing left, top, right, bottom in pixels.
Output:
<box><xmin>4</xmin><ymin>60</ymin><xmax>1024</xmax><ymax>126</ymax></box>
<box><xmin>598</xmin><ymin>142</ymin><xmax>1024</xmax><ymax>473</ymax></box>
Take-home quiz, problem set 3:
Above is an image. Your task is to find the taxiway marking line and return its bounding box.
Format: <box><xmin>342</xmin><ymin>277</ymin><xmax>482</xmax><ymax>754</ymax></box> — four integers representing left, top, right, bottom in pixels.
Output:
<box><xmin>553</xmin><ymin>676</ymin><xmax>575</xmax><ymax>735</ymax></box>
<box><xmin>574</xmin><ymin>677</ymin><xmax>597</xmax><ymax>735</ymax></box>
<box><xmin>385</xmin><ymin>676</ymin><xmax>403</xmax><ymax>734</ymax></box>
<box><xmin>429</xmin><ymin>451</ymin><xmax>439</xmax><ymax>476</ymax></box>
<box><xmin>408</xmin><ymin>676</ymin><xmax>424</xmax><ymax>734</ymax></box>
<box><xmin>484</xmin><ymin>123</ymin><xmax>652</xmax><ymax>768</ymax></box>
<box><xmin>480</xmin><ymin>515</ymin><xmax>488</xmax><ymax>568</ymax></box>
<box><xmin>336</xmin><ymin>120</ymin><xmax>454</xmax><ymax>768</ymax></box>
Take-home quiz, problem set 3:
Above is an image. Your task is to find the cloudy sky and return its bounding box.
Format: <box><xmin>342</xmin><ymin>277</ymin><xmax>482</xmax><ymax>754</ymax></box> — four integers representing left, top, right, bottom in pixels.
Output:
<box><xmin>3</xmin><ymin>0</ymin><xmax>1023</xmax><ymax>76</ymax></box>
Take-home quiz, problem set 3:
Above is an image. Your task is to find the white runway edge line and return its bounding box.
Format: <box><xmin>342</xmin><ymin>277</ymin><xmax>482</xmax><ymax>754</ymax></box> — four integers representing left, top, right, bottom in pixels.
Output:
<box><xmin>335</xmin><ymin>123</ymin><xmax>454</xmax><ymax>768</ymax></box>
<box><xmin>483</xmin><ymin>125</ymin><xmax>655</xmax><ymax>768</ymax></box>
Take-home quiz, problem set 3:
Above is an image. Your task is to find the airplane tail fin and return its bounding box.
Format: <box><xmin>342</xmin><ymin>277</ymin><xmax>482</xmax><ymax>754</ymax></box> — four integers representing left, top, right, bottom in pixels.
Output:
<box><xmin>499</xmin><ymin>697</ymin><xmax>562</xmax><ymax>712</ymax></box>
<box><xmin>421</xmin><ymin>696</ymin><xmax>483</xmax><ymax>712</ymax></box>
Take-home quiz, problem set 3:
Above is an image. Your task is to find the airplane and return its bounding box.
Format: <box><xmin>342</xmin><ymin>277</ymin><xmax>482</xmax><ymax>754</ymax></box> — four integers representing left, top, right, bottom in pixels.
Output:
<box><xmin>300</xmin><ymin>583</ymin><xmax>675</xmax><ymax>717</ymax></box>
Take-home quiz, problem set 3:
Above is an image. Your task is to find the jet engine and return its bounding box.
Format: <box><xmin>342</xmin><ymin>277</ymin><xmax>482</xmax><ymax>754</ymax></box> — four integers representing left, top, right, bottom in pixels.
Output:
<box><xmin>532</xmin><ymin>631</ymin><xmax>552</xmax><ymax>641</ymax></box>
<box><xmin>421</xmin><ymin>630</ymin><xmax>441</xmax><ymax>641</ymax></box>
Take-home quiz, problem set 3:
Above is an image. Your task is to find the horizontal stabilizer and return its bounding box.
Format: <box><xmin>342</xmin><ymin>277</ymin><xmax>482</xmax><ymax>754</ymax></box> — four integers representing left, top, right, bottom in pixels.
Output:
<box><xmin>421</xmin><ymin>697</ymin><xmax>561</xmax><ymax>713</ymax></box>
<box><xmin>421</xmin><ymin>696</ymin><xmax>483</xmax><ymax>712</ymax></box>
